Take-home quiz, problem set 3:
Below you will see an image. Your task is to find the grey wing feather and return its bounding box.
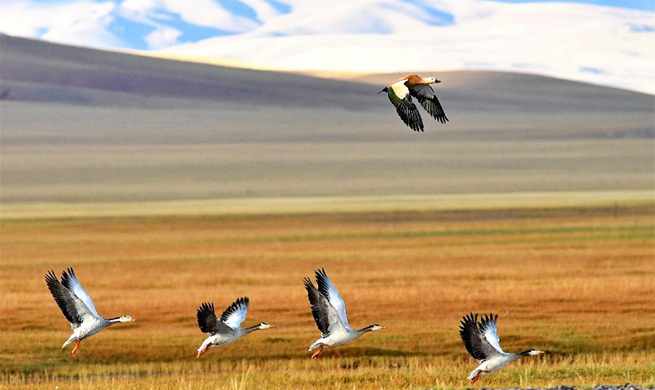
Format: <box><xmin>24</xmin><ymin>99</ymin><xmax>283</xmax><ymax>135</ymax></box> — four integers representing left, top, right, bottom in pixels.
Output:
<box><xmin>314</xmin><ymin>268</ymin><xmax>351</xmax><ymax>329</ymax></box>
<box><xmin>220</xmin><ymin>297</ymin><xmax>249</xmax><ymax>329</ymax></box>
<box><xmin>60</xmin><ymin>267</ymin><xmax>101</xmax><ymax>318</ymax></box>
<box><xmin>409</xmin><ymin>84</ymin><xmax>448</xmax><ymax>124</ymax></box>
<box><xmin>45</xmin><ymin>270</ymin><xmax>96</xmax><ymax>325</ymax></box>
<box><xmin>305</xmin><ymin>276</ymin><xmax>347</xmax><ymax>337</ymax></box>
<box><xmin>479</xmin><ymin>313</ymin><xmax>505</xmax><ymax>354</ymax></box>
<box><xmin>197</xmin><ymin>302</ymin><xmax>232</xmax><ymax>334</ymax></box>
<box><xmin>459</xmin><ymin>313</ymin><xmax>503</xmax><ymax>362</ymax></box>
<box><xmin>305</xmin><ymin>277</ymin><xmax>331</xmax><ymax>337</ymax></box>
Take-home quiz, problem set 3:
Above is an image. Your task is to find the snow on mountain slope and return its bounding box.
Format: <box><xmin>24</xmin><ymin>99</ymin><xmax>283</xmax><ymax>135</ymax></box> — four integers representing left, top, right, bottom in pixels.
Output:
<box><xmin>0</xmin><ymin>0</ymin><xmax>653</xmax><ymax>93</ymax></box>
<box><xmin>157</xmin><ymin>0</ymin><xmax>655</xmax><ymax>93</ymax></box>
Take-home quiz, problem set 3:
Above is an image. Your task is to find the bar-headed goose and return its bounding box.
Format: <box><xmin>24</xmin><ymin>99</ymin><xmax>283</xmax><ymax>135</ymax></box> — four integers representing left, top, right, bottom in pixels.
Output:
<box><xmin>196</xmin><ymin>297</ymin><xmax>273</xmax><ymax>357</ymax></box>
<box><xmin>459</xmin><ymin>313</ymin><xmax>544</xmax><ymax>385</ymax></box>
<box><xmin>45</xmin><ymin>267</ymin><xmax>134</xmax><ymax>357</ymax></box>
<box><xmin>304</xmin><ymin>268</ymin><xmax>384</xmax><ymax>359</ymax></box>
<box><xmin>379</xmin><ymin>74</ymin><xmax>449</xmax><ymax>132</ymax></box>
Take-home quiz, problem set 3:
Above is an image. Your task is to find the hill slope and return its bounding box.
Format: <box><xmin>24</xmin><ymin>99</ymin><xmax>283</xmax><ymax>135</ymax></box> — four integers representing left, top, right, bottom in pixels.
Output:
<box><xmin>2</xmin><ymin>35</ymin><xmax>653</xmax><ymax>114</ymax></box>
<box><xmin>0</xmin><ymin>36</ymin><xmax>653</xmax><ymax>203</ymax></box>
<box><xmin>0</xmin><ymin>35</ymin><xmax>377</xmax><ymax>109</ymax></box>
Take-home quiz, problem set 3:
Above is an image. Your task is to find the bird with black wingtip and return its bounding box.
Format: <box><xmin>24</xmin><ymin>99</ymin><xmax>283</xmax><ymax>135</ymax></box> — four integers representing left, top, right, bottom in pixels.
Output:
<box><xmin>379</xmin><ymin>74</ymin><xmax>449</xmax><ymax>132</ymax></box>
<box><xmin>45</xmin><ymin>267</ymin><xmax>135</xmax><ymax>357</ymax></box>
<box><xmin>459</xmin><ymin>312</ymin><xmax>545</xmax><ymax>385</ymax></box>
<box><xmin>304</xmin><ymin>268</ymin><xmax>385</xmax><ymax>359</ymax></box>
<box><xmin>196</xmin><ymin>297</ymin><xmax>274</xmax><ymax>357</ymax></box>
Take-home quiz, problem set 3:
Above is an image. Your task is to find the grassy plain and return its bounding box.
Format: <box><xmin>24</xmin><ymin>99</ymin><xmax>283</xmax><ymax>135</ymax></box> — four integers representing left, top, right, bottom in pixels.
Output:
<box><xmin>1</xmin><ymin>200</ymin><xmax>654</xmax><ymax>389</ymax></box>
<box><xmin>2</xmin><ymin>36</ymin><xmax>653</xmax><ymax>389</ymax></box>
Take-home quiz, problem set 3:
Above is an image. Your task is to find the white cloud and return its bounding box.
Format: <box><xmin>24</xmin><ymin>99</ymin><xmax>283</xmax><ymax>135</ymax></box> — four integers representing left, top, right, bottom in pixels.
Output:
<box><xmin>157</xmin><ymin>0</ymin><xmax>258</xmax><ymax>32</ymax></box>
<box><xmin>239</xmin><ymin>0</ymin><xmax>288</xmax><ymax>22</ymax></box>
<box><xmin>242</xmin><ymin>0</ymin><xmax>454</xmax><ymax>36</ymax></box>
<box><xmin>144</xmin><ymin>25</ymin><xmax>182</xmax><ymax>49</ymax></box>
<box><xmin>0</xmin><ymin>0</ymin><xmax>43</xmax><ymax>37</ymax></box>
<box><xmin>0</xmin><ymin>0</ymin><xmax>123</xmax><ymax>48</ymax></box>
<box><xmin>120</xmin><ymin>0</ymin><xmax>159</xmax><ymax>20</ymax></box>
<box><xmin>121</xmin><ymin>0</ymin><xmax>245</xmax><ymax>29</ymax></box>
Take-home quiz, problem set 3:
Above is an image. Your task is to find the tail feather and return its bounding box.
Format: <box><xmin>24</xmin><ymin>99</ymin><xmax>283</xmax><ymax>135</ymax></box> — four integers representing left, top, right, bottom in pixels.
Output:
<box><xmin>62</xmin><ymin>334</ymin><xmax>77</xmax><ymax>349</ymax></box>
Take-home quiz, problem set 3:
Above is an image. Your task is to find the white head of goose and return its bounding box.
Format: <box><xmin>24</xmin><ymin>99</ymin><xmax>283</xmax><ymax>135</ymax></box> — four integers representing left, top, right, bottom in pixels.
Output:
<box><xmin>459</xmin><ymin>313</ymin><xmax>544</xmax><ymax>385</ymax></box>
<box><xmin>45</xmin><ymin>267</ymin><xmax>135</xmax><ymax>357</ymax></box>
<box><xmin>379</xmin><ymin>74</ymin><xmax>449</xmax><ymax>132</ymax></box>
<box><xmin>196</xmin><ymin>296</ymin><xmax>273</xmax><ymax>357</ymax></box>
<box><xmin>304</xmin><ymin>268</ymin><xmax>385</xmax><ymax>359</ymax></box>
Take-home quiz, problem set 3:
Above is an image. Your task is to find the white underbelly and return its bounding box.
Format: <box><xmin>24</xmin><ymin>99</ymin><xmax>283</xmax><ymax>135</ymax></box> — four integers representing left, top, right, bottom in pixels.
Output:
<box><xmin>323</xmin><ymin>332</ymin><xmax>361</xmax><ymax>347</ymax></box>
<box><xmin>207</xmin><ymin>334</ymin><xmax>240</xmax><ymax>348</ymax></box>
<box><xmin>480</xmin><ymin>356</ymin><xmax>513</xmax><ymax>373</ymax></box>
<box><xmin>75</xmin><ymin>318</ymin><xmax>106</xmax><ymax>340</ymax></box>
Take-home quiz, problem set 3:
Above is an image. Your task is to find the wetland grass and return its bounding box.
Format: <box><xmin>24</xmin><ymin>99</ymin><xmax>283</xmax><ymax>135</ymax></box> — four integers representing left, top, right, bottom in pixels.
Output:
<box><xmin>1</xmin><ymin>204</ymin><xmax>653</xmax><ymax>389</ymax></box>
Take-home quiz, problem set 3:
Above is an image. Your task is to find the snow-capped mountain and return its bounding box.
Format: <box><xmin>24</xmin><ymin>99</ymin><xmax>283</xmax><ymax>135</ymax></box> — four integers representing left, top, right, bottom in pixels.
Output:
<box><xmin>1</xmin><ymin>0</ymin><xmax>654</xmax><ymax>93</ymax></box>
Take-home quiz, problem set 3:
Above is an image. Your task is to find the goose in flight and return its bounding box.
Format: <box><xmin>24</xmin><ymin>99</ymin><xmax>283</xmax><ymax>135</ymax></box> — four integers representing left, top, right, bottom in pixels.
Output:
<box><xmin>379</xmin><ymin>74</ymin><xmax>449</xmax><ymax>132</ymax></box>
<box><xmin>304</xmin><ymin>268</ymin><xmax>384</xmax><ymax>359</ymax></box>
<box><xmin>459</xmin><ymin>313</ymin><xmax>544</xmax><ymax>385</ymax></box>
<box><xmin>196</xmin><ymin>297</ymin><xmax>273</xmax><ymax>357</ymax></box>
<box><xmin>45</xmin><ymin>267</ymin><xmax>134</xmax><ymax>357</ymax></box>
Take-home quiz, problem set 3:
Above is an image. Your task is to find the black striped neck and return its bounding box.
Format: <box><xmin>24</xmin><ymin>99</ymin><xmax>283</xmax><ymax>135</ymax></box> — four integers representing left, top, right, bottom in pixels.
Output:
<box><xmin>357</xmin><ymin>323</ymin><xmax>383</xmax><ymax>333</ymax></box>
<box><xmin>246</xmin><ymin>322</ymin><xmax>271</xmax><ymax>333</ymax></box>
<box><xmin>107</xmin><ymin>316</ymin><xmax>132</xmax><ymax>323</ymax></box>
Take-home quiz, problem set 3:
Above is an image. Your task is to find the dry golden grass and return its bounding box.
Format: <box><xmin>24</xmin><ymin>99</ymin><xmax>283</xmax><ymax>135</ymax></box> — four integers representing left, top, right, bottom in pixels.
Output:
<box><xmin>1</xmin><ymin>205</ymin><xmax>654</xmax><ymax>389</ymax></box>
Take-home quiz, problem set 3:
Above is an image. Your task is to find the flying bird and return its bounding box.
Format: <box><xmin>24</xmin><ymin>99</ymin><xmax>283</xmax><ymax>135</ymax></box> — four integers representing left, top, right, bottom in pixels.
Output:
<box><xmin>45</xmin><ymin>267</ymin><xmax>135</xmax><ymax>357</ymax></box>
<box><xmin>459</xmin><ymin>313</ymin><xmax>544</xmax><ymax>385</ymax></box>
<box><xmin>196</xmin><ymin>297</ymin><xmax>273</xmax><ymax>357</ymax></box>
<box><xmin>379</xmin><ymin>74</ymin><xmax>449</xmax><ymax>132</ymax></box>
<box><xmin>304</xmin><ymin>268</ymin><xmax>384</xmax><ymax>359</ymax></box>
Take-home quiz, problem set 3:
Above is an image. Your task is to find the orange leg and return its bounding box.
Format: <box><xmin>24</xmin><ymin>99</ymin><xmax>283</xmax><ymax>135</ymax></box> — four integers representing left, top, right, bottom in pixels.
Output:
<box><xmin>72</xmin><ymin>340</ymin><xmax>81</xmax><ymax>358</ymax></box>
<box><xmin>469</xmin><ymin>371</ymin><xmax>482</xmax><ymax>386</ymax></box>
<box><xmin>310</xmin><ymin>346</ymin><xmax>324</xmax><ymax>360</ymax></box>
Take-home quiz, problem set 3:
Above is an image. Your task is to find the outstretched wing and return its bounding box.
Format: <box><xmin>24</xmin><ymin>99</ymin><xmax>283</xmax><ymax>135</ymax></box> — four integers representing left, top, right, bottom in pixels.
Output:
<box><xmin>314</xmin><ymin>268</ymin><xmax>351</xmax><ymax>330</ymax></box>
<box><xmin>197</xmin><ymin>302</ymin><xmax>231</xmax><ymax>334</ymax></box>
<box><xmin>459</xmin><ymin>313</ymin><xmax>504</xmax><ymax>362</ymax></box>
<box><xmin>221</xmin><ymin>297</ymin><xmax>249</xmax><ymax>329</ymax></box>
<box><xmin>386</xmin><ymin>81</ymin><xmax>424</xmax><ymax>132</ymax></box>
<box><xmin>45</xmin><ymin>270</ymin><xmax>96</xmax><ymax>325</ymax></box>
<box><xmin>60</xmin><ymin>267</ymin><xmax>100</xmax><ymax>318</ymax></box>
<box><xmin>459</xmin><ymin>313</ymin><xmax>485</xmax><ymax>362</ymax></box>
<box><xmin>409</xmin><ymin>84</ymin><xmax>448</xmax><ymax>124</ymax></box>
<box><xmin>304</xmin><ymin>276</ymin><xmax>348</xmax><ymax>338</ymax></box>
<box><xmin>479</xmin><ymin>313</ymin><xmax>505</xmax><ymax>354</ymax></box>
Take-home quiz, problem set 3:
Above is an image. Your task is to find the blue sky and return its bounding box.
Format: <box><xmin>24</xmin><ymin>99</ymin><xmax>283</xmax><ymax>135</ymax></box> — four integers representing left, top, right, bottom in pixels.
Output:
<box><xmin>19</xmin><ymin>0</ymin><xmax>655</xmax><ymax>11</ymax></box>
<box><xmin>487</xmin><ymin>0</ymin><xmax>655</xmax><ymax>11</ymax></box>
